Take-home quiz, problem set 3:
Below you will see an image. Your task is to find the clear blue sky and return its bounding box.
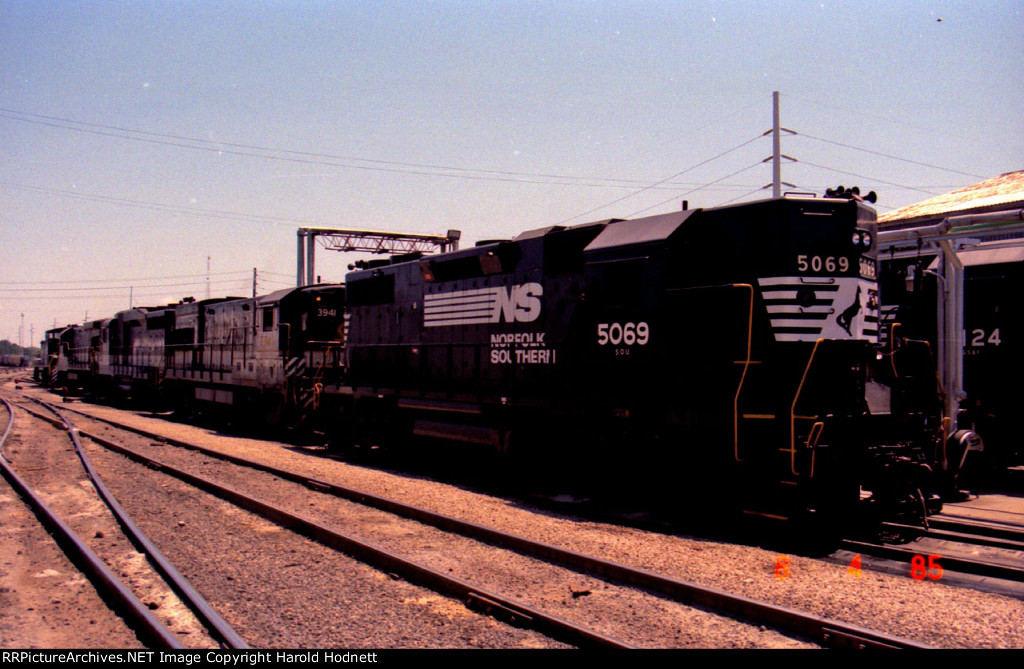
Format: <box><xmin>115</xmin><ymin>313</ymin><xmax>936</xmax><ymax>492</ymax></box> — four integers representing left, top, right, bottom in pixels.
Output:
<box><xmin>2</xmin><ymin>0</ymin><xmax>1022</xmax><ymax>344</ymax></box>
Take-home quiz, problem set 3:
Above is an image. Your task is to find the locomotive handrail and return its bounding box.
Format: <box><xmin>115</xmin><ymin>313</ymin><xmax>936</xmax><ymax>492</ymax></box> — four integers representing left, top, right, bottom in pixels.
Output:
<box><xmin>805</xmin><ymin>421</ymin><xmax>825</xmax><ymax>477</ymax></box>
<box><xmin>888</xmin><ymin>322</ymin><xmax>902</xmax><ymax>377</ymax></box>
<box><xmin>789</xmin><ymin>338</ymin><xmax>825</xmax><ymax>477</ymax></box>
<box><xmin>732</xmin><ymin>283</ymin><xmax>755</xmax><ymax>464</ymax></box>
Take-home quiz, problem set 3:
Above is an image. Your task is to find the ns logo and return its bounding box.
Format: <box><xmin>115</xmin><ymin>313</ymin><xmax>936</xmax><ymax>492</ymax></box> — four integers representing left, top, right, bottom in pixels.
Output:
<box><xmin>494</xmin><ymin>282</ymin><xmax>542</xmax><ymax>323</ymax></box>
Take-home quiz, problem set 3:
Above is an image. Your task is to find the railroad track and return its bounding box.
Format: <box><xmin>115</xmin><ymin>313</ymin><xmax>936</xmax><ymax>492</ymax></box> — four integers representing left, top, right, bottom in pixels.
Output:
<box><xmin>837</xmin><ymin>514</ymin><xmax>1024</xmax><ymax>601</ymax></box>
<box><xmin>929</xmin><ymin>515</ymin><xmax>1024</xmax><ymax>546</ymax></box>
<box><xmin>7</xmin><ymin>393</ymin><xmax>576</xmax><ymax>649</ymax></box>
<box><xmin>27</xmin><ymin>395</ymin><xmax>940</xmax><ymax>649</ymax></box>
<box><xmin>18</xmin><ymin>396</ymin><xmax>633</xmax><ymax>649</ymax></box>
<box><xmin>0</xmin><ymin>396</ymin><xmax>239</xmax><ymax>649</ymax></box>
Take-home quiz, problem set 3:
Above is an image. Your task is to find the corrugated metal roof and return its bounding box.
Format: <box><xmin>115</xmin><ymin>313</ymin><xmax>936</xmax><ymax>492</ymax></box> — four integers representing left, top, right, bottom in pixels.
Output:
<box><xmin>879</xmin><ymin>170</ymin><xmax>1024</xmax><ymax>225</ymax></box>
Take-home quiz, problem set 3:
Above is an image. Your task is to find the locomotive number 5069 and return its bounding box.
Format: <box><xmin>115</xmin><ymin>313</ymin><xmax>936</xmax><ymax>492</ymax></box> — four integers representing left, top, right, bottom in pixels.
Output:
<box><xmin>797</xmin><ymin>254</ymin><xmax>849</xmax><ymax>273</ymax></box>
<box><xmin>597</xmin><ymin>322</ymin><xmax>650</xmax><ymax>346</ymax></box>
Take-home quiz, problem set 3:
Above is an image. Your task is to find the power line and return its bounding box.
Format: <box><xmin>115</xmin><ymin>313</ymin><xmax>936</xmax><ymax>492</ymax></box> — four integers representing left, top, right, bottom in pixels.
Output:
<box><xmin>714</xmin><ymin>184</ymin><xmax>773</xmax><ymax>207</ymax></box>
<box><xmin>259</xmin><ymin>278</ymin><xmax>296</xmax><ymax>288</ymax></box>
<box><xmin>796</xmin><ymin>132</ymin><xmax>985</xmax><ymax>179</ymax></box>
<box><xmin>0</xmin><ymin>182</ymin><xmax>319</xmax><ymax>228</ymax></box>
<box><xmin>0</xmin><ymin>270</ymin><xmax>250</xmax><ymax>286</ymax></box>
<box><xmin>0</xmin><ymin>278</ymin><xmax>251</xmax><ymax>293</ymax></box>
<box><xmin>625</xmin><ymin>161</ymin><xmax>764</xmax><ymax>218</ymax></box>
<box><xmin>783</xmin><ymin>92</ymin><xmax>1020</xmax><ymax>152</ymax></box>
<box><xmin>556</xmin><ymin>133</ymin><xmax>765</xmax><ymax>224</ymax></box>
<box><xmin>796</xmin><ymin>159</ymin><xmax>942</xmax><ymax>196</ymax></box>
<box><xmin>0</xmin><ymin>108</ymin><xmax>772</xmax><ymax>191</ymax></box>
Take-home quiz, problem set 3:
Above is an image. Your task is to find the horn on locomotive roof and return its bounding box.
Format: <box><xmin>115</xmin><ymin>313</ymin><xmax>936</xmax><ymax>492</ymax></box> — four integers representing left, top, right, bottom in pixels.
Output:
<box><xmin>825</xmin><ymin>185</ymin><xmax>878</xmax><ymax>204</ymax></box>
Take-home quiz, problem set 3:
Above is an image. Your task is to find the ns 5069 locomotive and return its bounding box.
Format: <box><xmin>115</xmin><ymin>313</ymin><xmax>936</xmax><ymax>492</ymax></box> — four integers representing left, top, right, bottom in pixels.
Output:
<box><xmin>345</xmin><ymin>195</ymin><xmax>946</xmax><ymax>525</ymax></box>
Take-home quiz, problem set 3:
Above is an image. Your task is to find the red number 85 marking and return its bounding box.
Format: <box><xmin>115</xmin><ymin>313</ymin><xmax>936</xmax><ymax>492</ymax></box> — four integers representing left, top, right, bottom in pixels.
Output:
<box><xmin>911</xmin><ymin>554</ymin><xmax>943</xmax><ymax>581</ymax></box>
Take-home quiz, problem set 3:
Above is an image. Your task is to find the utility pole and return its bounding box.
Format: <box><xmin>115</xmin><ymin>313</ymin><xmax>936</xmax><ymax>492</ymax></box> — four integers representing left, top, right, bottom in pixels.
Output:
<box><xmin>772</xmin><ymin>91</ymin><xmax>782</xmax><ymax>198</ymax></box>
<box><xmin>252</xmin><ymin>268</ymin><xmax>257</xmax><ymax>298</ymax></box>
<box><xmin>206</xmin><ymin>256</ymin><xmax>211</xmax><ymax>300</ymax></box>
<box><xmin>764</xmin><ymin>91</ymin><xmax>796</xmax><ymax>197</ymax></box>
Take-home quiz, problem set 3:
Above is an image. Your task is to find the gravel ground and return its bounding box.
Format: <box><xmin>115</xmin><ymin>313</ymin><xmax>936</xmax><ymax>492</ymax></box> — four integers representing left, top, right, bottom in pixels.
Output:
<box><xmin>0</xmin><ymin>472</ymin><xmax>146</xmax><ymax>649</ymax></box>
<box><xmin>0</xmin><ymin>394</ymin><xmax>142</xmax><ymax>648</ymax></box>
<box><xmin>0</xmin><ymin>395</ymin><xmax>218</xmax><ymax>649</ymax></box>
<box><xmin>20</xmin><ymin>385</ymin><xmax>1024</xmax><ymax>648</ymax></box>
<box><xmin>82</xmin><ymin>436</ymin><xmax>568</xmax><ymax>649</ymax></box>
<box><xmin>3</xmin><ymin>386</ymin><xmax>563</xmax><ymax>649</ymax></box>
<box><xmin>75</xmin><ymin>413</ymin><xmax>814</xmax><ymax>648</ymax></box>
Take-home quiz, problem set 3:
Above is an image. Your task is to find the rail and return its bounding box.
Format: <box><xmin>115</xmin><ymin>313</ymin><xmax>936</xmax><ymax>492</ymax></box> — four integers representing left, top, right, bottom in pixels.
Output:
<box><xmin>0</xmin><ymin>398</ymin><xmax>185</xmax><ymax>649</ymax></box>
<box><xmin>25</xmin><ymin>398</ymin><xmax>249</xmax><ymax>649</ymax></box>
<box><xmin>54</xmin><ymin>403</ymin><xmax>934</xmax><ymax>649</ymax></box>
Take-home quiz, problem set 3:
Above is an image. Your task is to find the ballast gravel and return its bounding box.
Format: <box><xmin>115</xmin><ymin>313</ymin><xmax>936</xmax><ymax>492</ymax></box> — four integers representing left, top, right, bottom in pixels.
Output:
<box><xmin>25</xmin><ymin>389</ymin><xmax>1024</xmax><ymax>649</ymax></box>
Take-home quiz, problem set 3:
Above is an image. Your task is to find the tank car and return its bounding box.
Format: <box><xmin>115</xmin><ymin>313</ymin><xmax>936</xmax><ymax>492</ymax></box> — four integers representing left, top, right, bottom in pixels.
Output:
<box><xmin>0</xmin><ymin>354</ymin><xmax>27</xmax><ymax>367</ymax></box>
<box><xmin>344</xmin><ymin>195</ymin><xmax>944</xmax><ymax>524</ymax></box>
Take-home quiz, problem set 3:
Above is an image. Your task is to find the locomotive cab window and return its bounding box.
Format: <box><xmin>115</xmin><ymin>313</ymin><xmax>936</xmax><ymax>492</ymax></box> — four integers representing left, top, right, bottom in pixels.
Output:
<box><xmin>262</xmin><ymin>306</ymin><xmax>274</xmax><ymax>331</ymax></box>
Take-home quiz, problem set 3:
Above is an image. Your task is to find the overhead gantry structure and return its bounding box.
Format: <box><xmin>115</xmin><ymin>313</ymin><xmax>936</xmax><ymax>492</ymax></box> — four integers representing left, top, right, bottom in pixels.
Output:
<box><xmin>296</xmin><ymin>228</ymin><xmax>461</xmax><ymax>286</ymax></box>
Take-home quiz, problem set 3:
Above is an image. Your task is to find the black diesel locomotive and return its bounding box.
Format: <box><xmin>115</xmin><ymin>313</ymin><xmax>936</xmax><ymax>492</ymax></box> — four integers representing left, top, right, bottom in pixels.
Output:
<box><xmin>43</xmin><ymin>284</ymin><xmax>347</xmax><ymax>425</ymax></box>
<box><xmin>39</xmin><ymin>195</ymin><xmax>949</xmax><ymax>526</ymax></box>
<box><xmin>881</xmin><ymin>245</ymin><xmax>1023</xmax><ymax>476</ymax></box>
<box><xmin>346</xmin><ymin>196</ymin><xmax>945</xmax><ymax>524</ymax></box>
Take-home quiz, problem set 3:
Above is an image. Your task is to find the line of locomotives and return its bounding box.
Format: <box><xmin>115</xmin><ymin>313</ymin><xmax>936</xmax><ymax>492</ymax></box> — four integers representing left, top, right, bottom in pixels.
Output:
<box><xmin>39</xmin><ymin>195</ymin><xmax>971</xmax><ymax>528</ymax></box>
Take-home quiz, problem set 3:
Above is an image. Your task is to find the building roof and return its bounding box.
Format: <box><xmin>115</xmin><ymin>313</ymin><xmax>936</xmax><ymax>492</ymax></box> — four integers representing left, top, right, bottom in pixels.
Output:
<box><xmin>878</xmin><ymin>170</ymin><xmax>1024</xmax><ymax>228</ymax></box>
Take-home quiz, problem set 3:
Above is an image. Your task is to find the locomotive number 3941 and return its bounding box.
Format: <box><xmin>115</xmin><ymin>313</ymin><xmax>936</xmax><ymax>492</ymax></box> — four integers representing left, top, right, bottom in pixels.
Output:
<box><xmin>597</xmin><ymin>322</ymin><xmax>650</xmax><ymax>346</ymax></box>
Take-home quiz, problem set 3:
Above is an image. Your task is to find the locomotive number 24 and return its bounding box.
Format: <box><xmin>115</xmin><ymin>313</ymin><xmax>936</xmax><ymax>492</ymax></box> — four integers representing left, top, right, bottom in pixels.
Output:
<box><xmin>970</xmin><ymin>328</ymin><xmax>1001</xmax><ymax>347</ymax></box>
<box><xmin>597</xmin><ymin>322</ymin><xmax>650</xmax><ymax>346</ymax></box>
